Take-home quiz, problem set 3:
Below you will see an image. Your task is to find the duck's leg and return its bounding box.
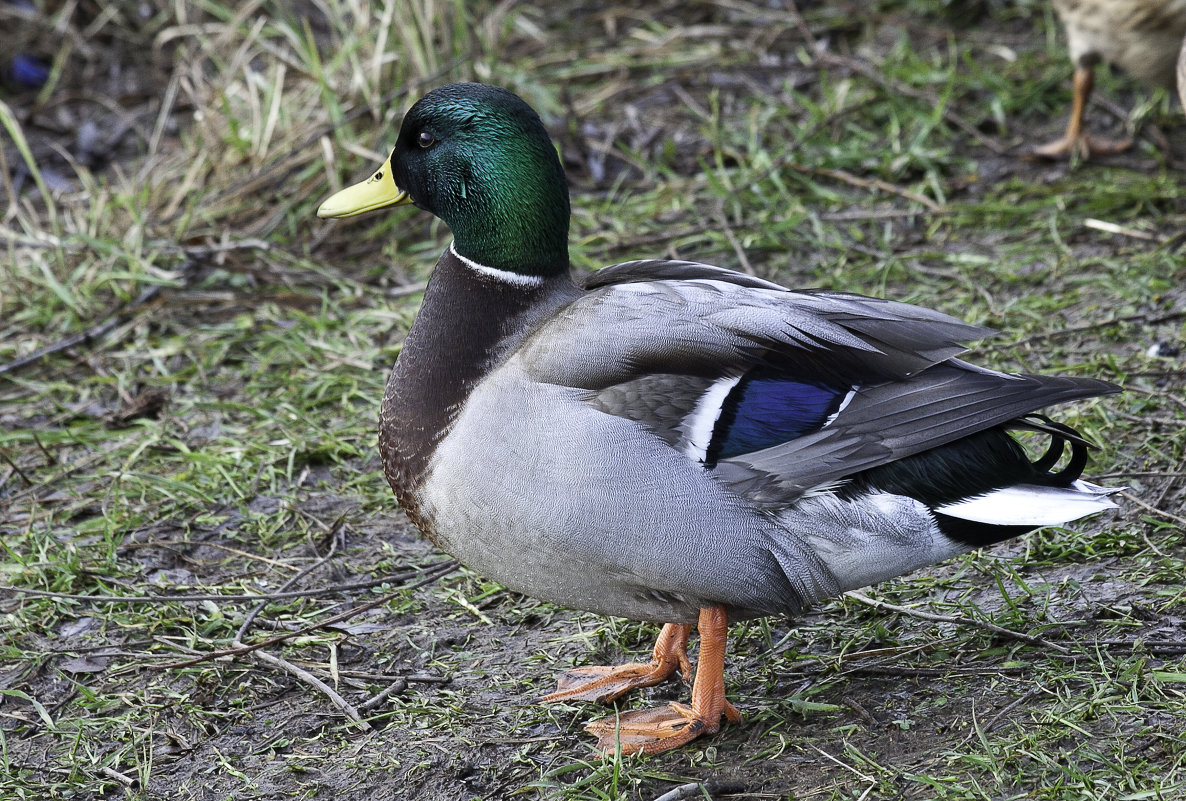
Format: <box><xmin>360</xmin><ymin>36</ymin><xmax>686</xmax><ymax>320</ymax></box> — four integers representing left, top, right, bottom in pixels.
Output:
<box><xmin>584</xmin><ymin>606</ymin><xmax>742</xmax><ymax>755</ymax></box>
<box><xmin>1034</xmin><ymin>64</ymin><xmax>1132</xmax><ymax>159</ymax></box>
<box><xmin>541</xmin><ymin>621</ymin><xmax>693</xmax><ymax>704</ymax></box>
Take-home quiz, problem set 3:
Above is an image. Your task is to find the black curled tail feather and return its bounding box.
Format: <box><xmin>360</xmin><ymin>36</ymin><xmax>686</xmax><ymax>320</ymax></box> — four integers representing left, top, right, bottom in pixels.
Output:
<box><xmin>1006</xmin><ymin>414</ymin><xmax>1090</xmax><ymax>487</ymax></box>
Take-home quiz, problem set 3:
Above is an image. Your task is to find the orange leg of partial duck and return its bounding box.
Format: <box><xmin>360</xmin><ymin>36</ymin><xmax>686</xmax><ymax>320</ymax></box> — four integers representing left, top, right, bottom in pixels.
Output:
<box><xmin>1034</xmin><ymin>64</ymin><xmax>1132</xmax><ymax>159</ymax></box>
<box><xmin>540</xmin><ymin>621</ymin><xmax>693</xmax><ymax>704</ymax></box>
<box><xmin>584</xmin><ymin>606</ymin><xmax>742</xmax><ymax>755</ymax></box>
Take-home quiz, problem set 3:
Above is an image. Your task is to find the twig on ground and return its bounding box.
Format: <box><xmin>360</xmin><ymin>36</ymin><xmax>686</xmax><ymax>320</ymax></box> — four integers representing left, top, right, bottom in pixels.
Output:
<box><xmin>1082</xmin><ymin>218</ymin><xmax>1161</xmax><ymax>242</ymax></box>
<box><xmin>317</xmin><ymin>669</ymin><xmax>449</xmax><ymax>684</ymax></box>
<box><xmin>1091</xmin><ymin>639</ymin><xmax>1186</xmax><ymax>654</ymax></box>
<box><xmin>1127</xmin><ymin>385</ymin><xmax>1186</xmax><ymax>416</ymax></box>
<box><xmin>1124</xmin><ymin>369</ymin><xmax>1186</xmax><ymax>380</ymax></box>
<box><xmin>1112</xmin><ymin>410</ymin><xmax>1186</xmax><ymax>428</ymax></box>
<box><xmin>0</xmin><ymin>442</ymin><xmax>131</xmax><ymax>506</ymax></box>
<box><xmin>651</xmin><ymin>781</ymin><xmax>747</xmax><ymax>801</ymax></box>
<box><xmin>157</xmin><ymin>594</ymin><xmax>393</xmax><ymax>669</ymax></box>
<box><xmin>145</xmin><ymin>539</ymin><xmax>305</xmax><ymax>572</ymax></box>
<box><xmin>843</xmin><ymin>695</ymin><xmax>877</xmax><ymax>726</ymax></box>
<box><xmin>844</xmin><ymin>591</ymin><xmax>1071</xmax><ymax>654</ymax></box>
<box><xmin>1105</xmin><ymin>458</ymin><xmax>1177</xmax><ymax>561</ymax></box>
<box><xmin>235</xmin><ymin>525</ymin><xmax>344</xmax><ymax>643</ymax></box>
<box><xmin>949</xmin><ymin>686</ymin><xmax>1045</xmax><ymax>753</ymax></box>
<box><xmin>0</xmin><ymin>232</ymin><xmax>272</xmax><ymax>257</ymax></box>
<box><xmin>981</xmin><ymin>687</ymin><xmax>1044</xmax><ymax>733</ymax></box>
<box><xmin>0</xmin><ymin>448</ymin><xmax>33</xmax><ymax>486</ymax></box>
<box><xmin>784</xmin><ymin>162</ymin><xmax>942</xmax><ymax>212</ymax></box>
<box><xmin>1119</xmin><ymin>490</ymin><xmax>1186</xmax><ymax>530</ymax></box>
<box><xmin>775</xmin><ymin>641</ymin><xmax>1029</xmax><ymax>678</ymax></box>
<box><xmin>1096</xmin><ymin>471</ymin><xmax>1186</xmax><ymax>479</ymax></box>
<box><xmin>820</xmin><ymin>207</ymin><xmax>927</xmax><ymax>222</ymax></box>
<box><xmin>811</xmin><ymin>744</ymin><xmax>876</xmax><ymax>783</ymax></box>
<box><xmin>150</xmin><ymin>560</ymin><xmax>458</xmax><ymax>669</ymax></box>
<box><xmin>2</xmin><ymin>562</ymin><xmax>456</xmax><ymax>603</ymax></box>
<box><xmin>358</xmin><ymin>678</ymin><xmax>409</xmax><ymax>712</ymax></box>
<box><xmin>98</xmin><ymin>766</ymin><xmax>135</xmax><ymax>787</ymax></box>
<box><xmin>715</xmin><ymin>211</ymin><xmax>756</xmax><ymax>276</ymax></box>
<box><xmin>0</xmin><ymin>283</ymin><xmax>165</xmax><ymax>376</ymax></box>
<box><xmin>386</xmin><ymin>281</ymin><xmax>428</xmax><ymax>298</ymax></box>
<box><xmin>226</xmin><ymin>525</ymin><xmax>369</xmax><ymax>726</ymax></box>
<box><xmin>784</xmin><ymin>1</ymin><xmax>818</xmax><ymax>48</ymax></box>
<box><xmin>838</xmin><ymin>664</ymin><xmax>1027</xmax><ymax>678</ymax></box>
<box><xmin>250</xmin><ymin>647</ymin><xmax>371</xmax><ymax>730</ymax></box>
<box><xmin>301</xmin><ymin>669</ymin><xmax>453</xmax><ymax>688</ymax></box>
<box><xmin>983</xmin><ymin>310</ymin><xmax>1186</xmax><ymax>352</ymax></box>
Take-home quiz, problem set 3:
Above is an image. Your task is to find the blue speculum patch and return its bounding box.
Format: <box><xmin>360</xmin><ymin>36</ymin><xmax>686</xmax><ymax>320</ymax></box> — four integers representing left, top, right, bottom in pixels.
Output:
<box><xmin>709</xmin><ymin>370</ymin><xmax>847</xmax><ymax>461</ymax></box>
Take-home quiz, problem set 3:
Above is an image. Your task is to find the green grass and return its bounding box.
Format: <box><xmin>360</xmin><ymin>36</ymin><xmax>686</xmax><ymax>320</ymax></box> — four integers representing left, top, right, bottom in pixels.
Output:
<box><xmin>2</xmin><ymin>0</ymin><xmax>1185</xmax><ymax>799</ymax></box>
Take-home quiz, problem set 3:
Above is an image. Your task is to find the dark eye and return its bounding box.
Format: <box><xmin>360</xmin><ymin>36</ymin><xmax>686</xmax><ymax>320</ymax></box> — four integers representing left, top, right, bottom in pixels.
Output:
<box><xmin>418</xmin><ymin>131</ymin><xmax>435</xmax><ymax>148</ymax></box>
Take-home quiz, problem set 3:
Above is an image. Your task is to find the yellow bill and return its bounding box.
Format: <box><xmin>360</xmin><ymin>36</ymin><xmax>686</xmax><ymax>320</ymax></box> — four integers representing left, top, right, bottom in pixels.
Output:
<box><xmin>317</xmin><ymin>154</ymin><xmax>412</xmax><ymax>218</ymax></box>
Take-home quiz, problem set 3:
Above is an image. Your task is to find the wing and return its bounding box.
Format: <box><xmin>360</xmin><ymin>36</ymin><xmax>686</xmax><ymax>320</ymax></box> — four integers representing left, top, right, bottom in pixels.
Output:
<box><xmin>543</xmin><ymin>260</ymin><xmax>989</xmax><ymax>388</ymax></box>
<box><xmin>524</xmin><ymin>260</ymin><xmax>1117</xmax><ymax>505</ymax></box>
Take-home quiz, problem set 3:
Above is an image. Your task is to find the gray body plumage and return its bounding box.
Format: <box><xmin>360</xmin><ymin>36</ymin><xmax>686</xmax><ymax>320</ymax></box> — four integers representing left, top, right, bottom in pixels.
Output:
<box><xmin>384</xmin><ymin>250</ymin><xmax>1117</xmax><ymax>625</ymax></box>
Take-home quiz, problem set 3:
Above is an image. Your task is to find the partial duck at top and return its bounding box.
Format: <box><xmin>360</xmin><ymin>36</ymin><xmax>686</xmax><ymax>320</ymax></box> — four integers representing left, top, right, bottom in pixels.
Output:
<box><xmin>318</xmin><ymin>82</ymin><xmax>1120</xmax><ymax>755</ymax></box>
<box><xmin>1038</xmin><ymin>0</ymin><xmax>1186</xmax><ymax>158</ymax></box>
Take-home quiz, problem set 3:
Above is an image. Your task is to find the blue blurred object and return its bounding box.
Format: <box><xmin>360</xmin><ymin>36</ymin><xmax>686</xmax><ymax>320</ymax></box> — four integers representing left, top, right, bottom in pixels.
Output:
<box><xmin>10</xmin><ymin>53</ymin><xmax>50</xmax><ymax>89</ymax></box>
<box><xmin>3</xmin><ymin>0</ymin><xmax>48</xmax><ymax>90</ymax></box>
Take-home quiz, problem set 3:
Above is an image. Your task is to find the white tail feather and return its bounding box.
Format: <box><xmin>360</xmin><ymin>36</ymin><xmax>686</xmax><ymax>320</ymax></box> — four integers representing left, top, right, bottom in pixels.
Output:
<box><xmin>934</xmin><ymin>480</ymin><xmax>1120</xmax><ymax>526</ymax></box>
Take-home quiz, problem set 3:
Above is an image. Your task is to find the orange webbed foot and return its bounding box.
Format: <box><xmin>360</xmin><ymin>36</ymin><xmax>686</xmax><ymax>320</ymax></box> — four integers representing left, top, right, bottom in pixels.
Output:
<box><xmin>586</xmin><ymin>698</ymin><xmax>743</xmax><ymax>755</ymax></box>
<box><xmin>565</xmin><ymin>606</ymin><xmax>740</xmax><ymax>756</ymax></box>
<box><xmin>1032</xmin><ymin>133</ymin><xmax>1132</xmax><ymax>160</ymax></box>
<box><xmin>539</xmin><ymin>622</ymin><xmax>692</xmax><ymax>705</ymax></box>
<box><xmin>1030</xmin><ymin>64</ymin><xmax>1132</xmax><ymax>161</ymax></box>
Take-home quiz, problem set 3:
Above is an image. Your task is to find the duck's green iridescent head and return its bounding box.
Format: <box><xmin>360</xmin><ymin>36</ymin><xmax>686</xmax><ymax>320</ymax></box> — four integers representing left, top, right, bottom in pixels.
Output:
<box><xmin>319</xmin><ymin>83</ymin><xmax>571</xmax><ymax>278</ymax></box>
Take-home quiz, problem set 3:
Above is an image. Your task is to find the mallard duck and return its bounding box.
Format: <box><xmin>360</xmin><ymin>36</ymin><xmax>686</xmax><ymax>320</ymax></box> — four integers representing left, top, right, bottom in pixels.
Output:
<box><xmin>318</xmin><ymin>83</ymin><xmax>1120</xmax><ymax>755</ymax></box>
<box><xmin>1038</xmin><ymin>0</ymin><xmax>1186</xmax><ymax>158</ymax></box>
